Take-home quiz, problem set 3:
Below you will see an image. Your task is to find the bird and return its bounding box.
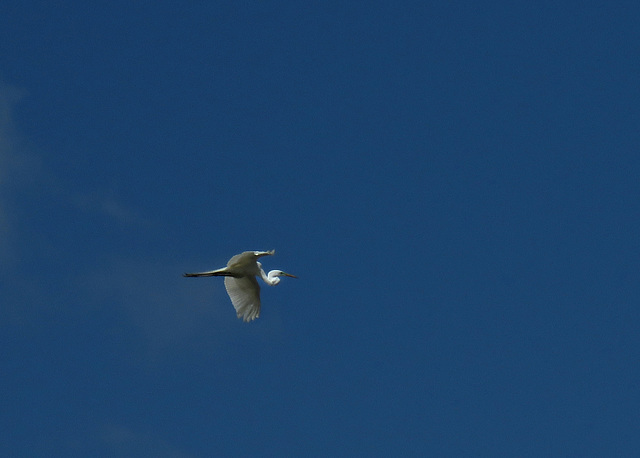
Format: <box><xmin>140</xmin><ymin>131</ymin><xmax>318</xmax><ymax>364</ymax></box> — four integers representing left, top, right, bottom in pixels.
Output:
<box><xmin>183</xmin><ymin>250</ymin><xmax>297</xmax><ymax>322</ymax></box>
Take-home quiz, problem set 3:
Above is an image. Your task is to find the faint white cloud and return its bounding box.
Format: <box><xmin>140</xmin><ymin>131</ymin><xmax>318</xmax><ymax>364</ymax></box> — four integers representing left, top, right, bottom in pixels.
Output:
<box><xmin>98</xmin><ymin>424</ymin><xmax>195</xmax><ymax>458</ymax></box>
<box><xmin>1</xmin><ymin>80</ymin><xmax>144</xmax><ymax>252</ymax></box>
<box><xmin>0</xmin><ymin>83</ymin><xmax>19</xmax><ymax>255</ymax></box>
<box><xmin>101</xmin><ymin>196</ymin><xmax>142</xmax><ymax>224</ymax></box>
<box><xmin>0</xmin><ymin>81</ymin><xmax>40</xmax><ymax>264</ymax></box>
<box><xmin>82</xmin><ymin>257</ymin><xmax>238</xmax><ymax>362</ymax></box>
<box><xmin>0</xmin><ymin>82</ymin><xmax>21</xmax><ymax>155</ymax></box>
<box><xmin>72</xmin><ymin>189</ymin><xmax>149</xmax><ymax>227</ymax></box>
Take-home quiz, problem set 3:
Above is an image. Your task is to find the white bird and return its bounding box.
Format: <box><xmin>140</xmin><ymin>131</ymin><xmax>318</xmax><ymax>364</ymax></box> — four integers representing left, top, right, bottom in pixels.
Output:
<box><xmin>184</xmin><ymin>250</ymin><xmax>297</xmax><ymax>322</ymax></box>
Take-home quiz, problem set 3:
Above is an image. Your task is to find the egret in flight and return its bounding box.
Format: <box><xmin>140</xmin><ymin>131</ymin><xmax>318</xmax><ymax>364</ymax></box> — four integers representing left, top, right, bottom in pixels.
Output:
<box><xmin>184</xmin><ymin>250</ymin><xmax>297</xmax><ymax>322</ymax></box>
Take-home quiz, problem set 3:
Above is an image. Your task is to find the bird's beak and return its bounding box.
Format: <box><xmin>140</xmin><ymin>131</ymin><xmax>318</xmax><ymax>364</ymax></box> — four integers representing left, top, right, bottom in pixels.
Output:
<box><xmin>282</xmin><ymin>272</ymin><xmax>298</xmax><ymax>278</ymax></box>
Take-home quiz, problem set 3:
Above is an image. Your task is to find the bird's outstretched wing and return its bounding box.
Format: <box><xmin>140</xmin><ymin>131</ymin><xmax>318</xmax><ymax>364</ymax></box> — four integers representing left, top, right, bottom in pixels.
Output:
<box><xmin>226</xmin><ymin>250</ymin><xmax>274</xmax><ymax>268</ymax></box>
<box><xmin>224</xmin><ymin>275</ymin><xmax>261</xmax><ymax>322</ymax></box>
<box><xmin>183</xmin><ymin>268</ymin><xmax>235</xmax><ymax>277</ymax></box>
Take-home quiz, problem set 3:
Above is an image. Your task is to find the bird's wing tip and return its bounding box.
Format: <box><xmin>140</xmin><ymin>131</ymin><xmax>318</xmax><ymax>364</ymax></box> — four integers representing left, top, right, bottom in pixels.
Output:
<box><xmin>254</xmin><ymin>249</ymin><xmax>275</xmax><ymax>257</ymax></box>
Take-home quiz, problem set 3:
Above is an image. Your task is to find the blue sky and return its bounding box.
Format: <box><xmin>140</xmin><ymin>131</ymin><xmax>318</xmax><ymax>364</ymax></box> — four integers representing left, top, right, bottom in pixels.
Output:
<box><xmin>2</xmin><ymin>1</ymin><xmax>640</xmax><ymax>456</ymax></box>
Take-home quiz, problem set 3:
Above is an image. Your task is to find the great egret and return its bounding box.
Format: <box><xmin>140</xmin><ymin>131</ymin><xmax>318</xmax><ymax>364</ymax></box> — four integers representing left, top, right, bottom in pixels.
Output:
<box><xmin>183</xmin><ymin>250</ymin><xmax>297</xmax><ymax>322</ymax></box>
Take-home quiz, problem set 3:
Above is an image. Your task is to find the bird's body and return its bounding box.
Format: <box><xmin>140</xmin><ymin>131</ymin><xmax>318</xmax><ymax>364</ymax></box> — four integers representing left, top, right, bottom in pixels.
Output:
<box><xmin>184</xmin><ymin>250</ymin><xmax>296</xmax><ymax>322</ymax></box>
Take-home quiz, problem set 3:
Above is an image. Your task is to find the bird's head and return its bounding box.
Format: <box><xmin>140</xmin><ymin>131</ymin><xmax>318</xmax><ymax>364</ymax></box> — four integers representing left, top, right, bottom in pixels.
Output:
<box><xmin>274</xmin><ymin>270</ymin><xmax>297</xmax><ymax>279</ymax></box>
<box><xmin>266</xmin><ymin>270</ymin><xmax>298</xmax><ymax>285</ymax></box>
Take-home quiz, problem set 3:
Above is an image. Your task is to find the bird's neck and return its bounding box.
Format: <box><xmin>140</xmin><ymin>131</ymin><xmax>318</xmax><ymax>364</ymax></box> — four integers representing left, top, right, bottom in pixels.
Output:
<box><xmin>263</xmin><ymin>270</ymin><xmax>281</xmax><ymax>286</ymax></box>
<box><xmin>259</xmin><ymin>268</ymin><xmax>273</xmax><ymax>285</ymax></box>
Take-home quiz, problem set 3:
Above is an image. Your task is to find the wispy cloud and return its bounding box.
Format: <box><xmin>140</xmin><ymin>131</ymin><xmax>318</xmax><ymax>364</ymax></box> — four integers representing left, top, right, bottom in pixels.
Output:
<box><xmin>0</xmin><ymin>80</ymin><xmax>144</xmax><ymax>258</ymax></box>
<box><xmin>72</xmin><ymin>189</ymin><xmax>149</xmax><ymax>227</ymax></box>
<box><xmin>0</xmin><ymin>81</ymin><xmax>38</xmax><ymax>264</ymax></box>
<box><xmin>0</xmin><ymin>83</ymin><xmax>18</xmax><ymax>255</ymax></box>
<box><xmin>98</xmin><ymin>424</ymin><xmax>195</xmax><ymax>458</ymax></box>
<box><xmin>81</xmin><ymin>257</ymin><xmax>239</xmax><ymax>362</ymax></box>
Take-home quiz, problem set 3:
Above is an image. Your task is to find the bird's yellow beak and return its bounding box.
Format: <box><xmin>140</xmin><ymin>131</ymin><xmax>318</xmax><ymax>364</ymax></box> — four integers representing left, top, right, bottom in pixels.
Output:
<box><xmin>282</xmin><ymin>272</ymin><xmax>298</xmax><ymax>278</ymax></box>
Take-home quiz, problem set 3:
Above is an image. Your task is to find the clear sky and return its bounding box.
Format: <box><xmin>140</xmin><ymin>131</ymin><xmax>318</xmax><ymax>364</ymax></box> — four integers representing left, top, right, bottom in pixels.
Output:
<box><xmin>2</xmin><ymin>1</ymin><xmax>639</xmax><ymax>456</ymax></box>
